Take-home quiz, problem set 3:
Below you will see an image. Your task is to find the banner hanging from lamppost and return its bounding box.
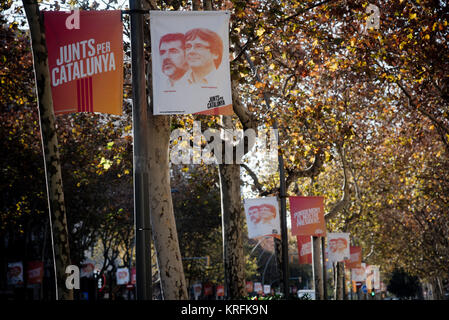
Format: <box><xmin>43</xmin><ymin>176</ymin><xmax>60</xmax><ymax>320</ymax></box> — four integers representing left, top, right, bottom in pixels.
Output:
<box><xmin>297</xmin><ymin>235</ymin><xmax>312</xmax><ymax>265</ymax></box>
<box><xmin>116</xmin><ymin>267</ymin><xmax>130</xmax><ymax>285</ymax></box>
<box><xmin>7</xmin><ymin>262</ymin><xmax>23</xmax><ymax>286</ymax></box>
<box><xmin>289</xmin><ymin>196</ymin><xmax>326</xmax><ymax>237</ymax></box>
<box><xmin>243</xmin><ymin>197</ymin><xmax>281</xmax><ymax>239</ymax></box>
<box><xmin>150</xmin><ymin>11</ymin><xmax>233</xmax><ymax>115</ymax></box>
<box><xmin>327</xmin><ymin>232</ymin><xmax>350</xmax><ymax>262</ymax></box>
<box><xmin>345</xmin><ymin>246</ymin><xmax>362</xmax><ymax>269</ymax></box>
<box><xmin>27</xmin><ymin>261</ymin><xmax>44</xmax><ymax>284</ymax></box>
<box><xmin>44</xmin><ymin>10</ymin><xmax>123</xmax><ymax>115</ymax></box>
<box><xmin>352</xmin><ymin>263</ymin><xmax>367</xmax><ymax>282</ymax></box>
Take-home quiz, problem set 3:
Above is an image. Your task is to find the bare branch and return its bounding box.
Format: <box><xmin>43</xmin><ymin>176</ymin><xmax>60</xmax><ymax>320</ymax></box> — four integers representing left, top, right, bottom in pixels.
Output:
<box><xmin>395</xmin><ymin>80</ymin><xmax>449</xmax><ymax>136</ymax></box>
<box><xmin>240</xmin><ymin>163</ymin><xmax>275</xmax><ymax>196</ymax></box>
<box><xmin>324</xmin><ymin>144</ymin><xmax>351</xmax><ymax>221</ymax></box>
<box><xmin>281</xmin><ymin>0</ymin><xmax>335</xmax><ymax>22</ymax></box>
<box><xmin>231</xmin><ymin>80</ymin><xmax>257</xmax><ymax>132</ymax></box>
<box><xmin>285</xmin><ymin>149</ymin><xmax>325</xmax><ymax>190</ymax></box>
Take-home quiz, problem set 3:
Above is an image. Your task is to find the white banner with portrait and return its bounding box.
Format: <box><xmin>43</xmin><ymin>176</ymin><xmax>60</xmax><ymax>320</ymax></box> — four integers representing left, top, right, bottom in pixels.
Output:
<box><xmin>372</xmin><ymin>265</ymin><xmax>381</xmax><ymax>290</ymax></box>
<box><xmin>327</xmin><ymin>233</ymin><xmax>350</xmax><ymax>262</ymax></box>
<box><xmin>352</xmin><ymin>263</ymin><xmax>367</xmax><ymax>282</ymax></box>
<box><xmin>116</xmin><ymin>267</ymin><xmax>130</xmax><ymax>285</ymax></box>
<box><xmin>7</xmin><ymin>262</ymin><xmax>23</xmax><ymax>286</ymax></box>
<box><xmin>150</xmin><ymin>11</ymin><xmax>232</xmax><ymax>115</ymax></box>
<box><xmin>244</xmin><ymin>197</ymin><xmax>280</xmax><ymax>239</ymax></box>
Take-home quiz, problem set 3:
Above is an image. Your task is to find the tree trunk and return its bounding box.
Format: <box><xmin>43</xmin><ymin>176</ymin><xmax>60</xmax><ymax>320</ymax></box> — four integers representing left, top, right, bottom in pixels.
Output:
<box><xmin>22</xmin><ymin>0</ymin><xmax>73</xmax><ymax>300</ymax></box>
<box><xmin>147</xmin><ymin>113</ymin><xmax>188</xmax><ymax>300</ymax></box>
<box><xmin>342</xmin><ymin>263</ymin><xmax>347</xmax><ymax>300</ymax></box>
<box><xmin>189</xmin><ymin>0</ymin><xmax>249</xmax><ymax>300</ymax></box>
<box><xmin>274</xmin><ymin>237</ymin><xmax>283</xmax><ymax>292</ymax></box>
<box><xmin>139</xmin><ymin>0</ymin><xmax>188</xmax><ymax>299</ymax></box>
<box><xmin>219</xmin><ymin>161</ymin><xmax>247</xmax><ymax>298</ymax></box>
<box><xmin>312</xmin><ymin>236</ymin><xmax>323</xmax><ymax>300</ymax></box>
<box><xmin>334</xmin><ymin>262</ymin><xmax>344</xmax><ymax>300</ymax></box>
<box><xmin>194</xmin><ymin>0</ymin><xmax>247</xmax><ymax>298</ymax></box>
<box><xmin>432</xmin><ymin>277</ymin><xmax>444</xmax><ymax>300</ymax></box>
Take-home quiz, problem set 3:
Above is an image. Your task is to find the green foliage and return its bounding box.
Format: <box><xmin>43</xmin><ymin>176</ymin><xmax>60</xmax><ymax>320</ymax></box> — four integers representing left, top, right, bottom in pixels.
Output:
<box><xmin>172</xmin><ymin>164</ymin><xmax>259</xmax><ymax>285</ymax></box>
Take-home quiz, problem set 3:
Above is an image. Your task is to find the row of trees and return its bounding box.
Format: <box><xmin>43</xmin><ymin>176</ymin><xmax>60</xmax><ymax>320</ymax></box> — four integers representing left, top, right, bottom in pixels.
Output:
<box><xmin>1</xmin><ymin>0</ymin><xmax>448</xmax><ymax>299</ymax></box>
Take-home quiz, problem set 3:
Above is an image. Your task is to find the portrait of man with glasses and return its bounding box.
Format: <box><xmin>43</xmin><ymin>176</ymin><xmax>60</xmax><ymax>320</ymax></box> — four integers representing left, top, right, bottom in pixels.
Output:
<box><xmin>184</xmin><ymin>28</ymin><xmax>223</xmax><ymax>87</ymax></box>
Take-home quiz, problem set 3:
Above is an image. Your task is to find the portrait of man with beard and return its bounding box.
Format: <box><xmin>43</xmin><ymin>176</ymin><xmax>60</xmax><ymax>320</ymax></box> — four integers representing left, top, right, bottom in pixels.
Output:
<box><xmin>159</xmin><ymin>33</ymin><xmax>189</xmax><ymax>88</ymax></box>
<box><xmin>150</xmin><ymin>11</ymin><xmax>233</xmax><ymax>115</ymax></box>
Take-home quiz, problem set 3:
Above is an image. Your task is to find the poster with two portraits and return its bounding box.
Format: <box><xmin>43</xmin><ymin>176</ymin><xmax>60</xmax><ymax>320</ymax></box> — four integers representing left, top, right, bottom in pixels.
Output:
<box><xmin>150</xmin><ymin>11</ymin><xmax>233</xmax><ymax>115</ymax></box>
<box><xmin>244</xmin><ymin>197</ymin><xmax>281</xmax><ymax>239</ymax></box>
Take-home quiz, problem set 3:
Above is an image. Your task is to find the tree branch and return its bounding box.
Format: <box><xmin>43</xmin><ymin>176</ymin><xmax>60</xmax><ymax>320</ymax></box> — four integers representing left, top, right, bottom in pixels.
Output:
<box><xmin>240</xmin><ymin>163</ymin><xmax>276</xmax><ymax>196</ymax></box>
<box><xmin>281</xmin><ymin>0</ymin><xmax>334</xmax><ymax>23</ymax></box>
<box><xmin>231</xmin><ymin>80</ymin><xmax>257</xmax><ymax>132</ymax></box>
<box><xmin>324</xmin><ymin>144</ymin><xmax>351</xmax><ymax>221</ymax></box>
<box><xmin>395</xmin><ymin>80</ymin><xmax>449</xmax><ymax>136</ymax></box>
<box><xmin>285</xmin><ymin>148</ymin><xmax>325</xmax><ymax>190</ymax></box>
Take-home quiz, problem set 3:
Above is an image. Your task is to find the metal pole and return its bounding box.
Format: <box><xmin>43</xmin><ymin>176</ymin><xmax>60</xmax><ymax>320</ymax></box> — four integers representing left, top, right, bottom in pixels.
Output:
<box><xmin>312</xmin><ymin>236</ymin><xmax>323</xmax><ymax>300</ymax></box>
<box><xmin>321</xmin><ymin>236</ymin><xmax>327</xmax><ymax>300</ymax></box>
<box><xmin>130</xmin><ymin>0</ymin><xmax>152</xmax><ymax>300</ymax></box>
<box><xmin>275</xmin><ymin>130</ymin><xmax>290</xmax><ymax>299</ymax></box>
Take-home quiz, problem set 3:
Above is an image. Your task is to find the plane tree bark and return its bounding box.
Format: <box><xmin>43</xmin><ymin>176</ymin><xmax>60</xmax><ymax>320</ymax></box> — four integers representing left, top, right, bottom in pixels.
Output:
<box><xmin>22</xmin><ymin>0</ymin><xmax>73</xmax><ymax>300</ymax></box>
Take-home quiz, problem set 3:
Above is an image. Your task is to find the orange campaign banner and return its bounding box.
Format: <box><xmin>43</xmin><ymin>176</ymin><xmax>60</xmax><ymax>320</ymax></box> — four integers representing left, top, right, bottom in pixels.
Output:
<box><xmin>297</xmin><ymin>235</ymin><xmax>312</xmax><ymax>265</ymax></box>
<box><xmin>27</xmin><ymin>261</ymin><xmax>44</xmax><ymax>284</ymax></box>
<box><xmin>345</xmin><ymin>246</ymin><xmax>362</xmax><ymax>269</ymax></box>
<box><xmin>203</xmin><ymin>283</ymin><xmax>213</xmax><ymax>296</ymax></box>
<box><xmin>44</xmin><ymin>10</ymin><xmax>123</xmax><ymax>115</ymax></box>
<box><xmin>246</xmin><ymin>281</ymin><xmax>254</xmax><ymax>293</ymax></box>
<box><xmin>289</xmin><ymin>196</ymin><xmax>326</xmax><ymax>237</ymax></box>
<box><xmin>216</xmin><ymin>285</ymin><xmax>224</xmax><ymax>297</ymax></box>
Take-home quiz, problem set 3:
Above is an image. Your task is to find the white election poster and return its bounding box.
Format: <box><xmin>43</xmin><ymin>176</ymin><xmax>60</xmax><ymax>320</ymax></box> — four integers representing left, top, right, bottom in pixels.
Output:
<box><xmin>254</xmin><ymin>282</ymin><xmax>263</xmax><ymax>294</ymax></box>
<box><xmin>7</xmin><ymin>262</ymin><xmax>23</xmax><ymax>285</ymax></box>
<box><xmin>150</xmin><ymin>11</ymin><xmax>233</xmax><ymax>115</ymax></box>
<box><xmin>327</xmin><ymin>233</ymin><xmax>350</xmax><ymax>262</ymax></box>
<box><xmin>366</xmin><ymin>265</ymin><xmax>376</xmax><ymax>290</ymax></box>
<box><xmin>193</xmin><ymin>283</ymin><xmax>202</xmax><ymax>299</ymax></box>
<box><xmin>80</xmin><ymin>259</ymin><xmax>95</xmax><ymax>278</ymax></box>
<box><xmin>372</xmin><ymin>265</ymin><xmax>381</xmax><ymax>290</ymax></box>
<box><xmin>352</xmin><ymin>263</ymin><xmax>367</xmax><ymax>282</ymax></box>
<box><xmin>116</xmin><ymin>267</ymin><xmax>130</xmax><ymax>285</ymax></box>
<box><xmin>244</xmin><ymin>197</ymin><xmax>280</xmax><ymax>239</ymax></box>
<box><xmin>263</xmin><ymin>284</ymin><xmax>271</xmax><ymax>295</ymax></box>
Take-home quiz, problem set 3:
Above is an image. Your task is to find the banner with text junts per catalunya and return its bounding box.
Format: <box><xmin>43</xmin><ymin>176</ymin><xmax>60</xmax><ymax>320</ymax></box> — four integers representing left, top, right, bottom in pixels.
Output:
<box><xmin>289</xmin><ymin>196</ymin><xmax>326</xmax><ymax>237</ymax></box>
<box><xmin>150</xmin><ymin>11</ymin><xmax>233</xmax><ymax>115</ymax></box>
<box><xmin>44</xmin><ymin>10</ymin><xmax>123</xmax><ymax>115</ymax></box>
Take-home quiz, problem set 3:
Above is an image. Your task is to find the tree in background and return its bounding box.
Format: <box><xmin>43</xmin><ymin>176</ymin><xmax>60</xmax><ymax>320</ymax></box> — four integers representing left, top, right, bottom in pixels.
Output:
<box><xmin>171</xmin><ymin>163</ymin><xmax>258</xmax><ymax>295</ymax></box>
<box><xmin>387</xmin><ymin>268</ymin><xmax>421</xmax><ymax>299</ymax></box>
